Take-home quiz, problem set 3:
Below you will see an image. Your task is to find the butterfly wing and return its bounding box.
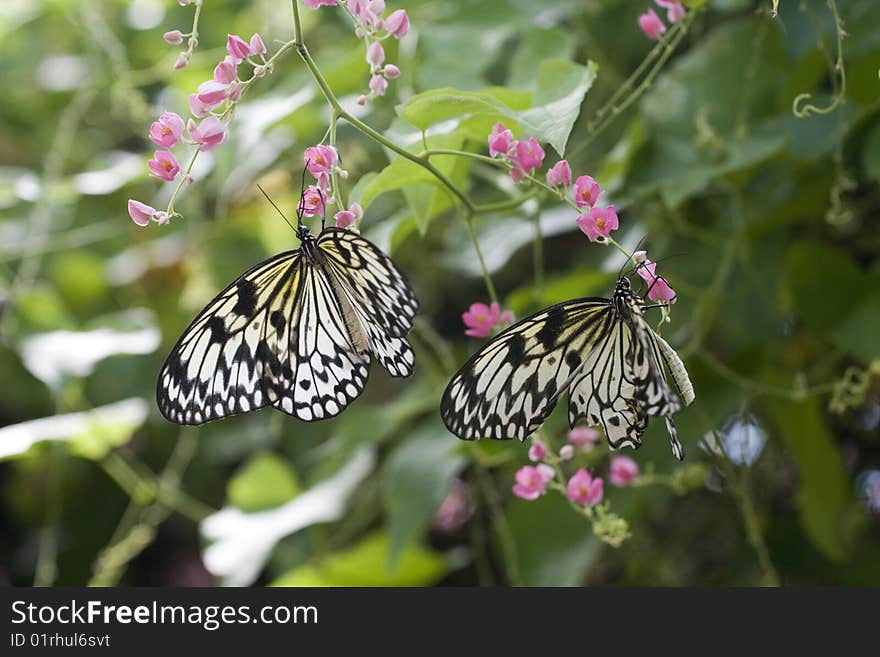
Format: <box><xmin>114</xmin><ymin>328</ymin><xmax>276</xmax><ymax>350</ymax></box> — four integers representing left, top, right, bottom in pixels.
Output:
<box><xmin>156</xmin><ymin>251</ymin><xmax>301</xmax><ymax>424</ymax></box>
<box><xmin>441</xmin><ymin>299</ymin><xmax>613</xmax><ymax>440</ymax></box>
<box><xmin>316</xmin><ymin>228</ymin><xmax>418</xmax><ymax>377</ymax></box>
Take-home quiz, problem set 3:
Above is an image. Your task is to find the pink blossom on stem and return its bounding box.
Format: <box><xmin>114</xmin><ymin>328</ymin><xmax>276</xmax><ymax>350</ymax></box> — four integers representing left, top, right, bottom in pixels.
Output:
<box><xmin>128</xmin><ymin>199</ymin><xmax>158</xmax><ymax>227</ymax></box>
<box><xmin>577</xmin><ymin>205</ymin><xmax>619</xmax><ymax>242</ymax></box>
<box><xmin>384</xmin><ymin>9</ymin><xmax>410</xmax><ymax>38</ymax></box>
<box><xmin>500</xmin><ymin>309</ymin><xmax>515</xmax><ymax>327</ymax></box>
<box><xmin>462</xmin><ymin>302</ymin><xmax>501</xmax><ymax>338</ymax></box>
<box><xmin>568</xmin><ymin>426</ymin><xmax>599</xmax><ymax>450</ymax></box>
<box><xmin>511</xmin><ymin>137</ymin><xmax>545</xmax><ymax>172</ymax></box>
<box><xmin>149</xmin><ymin>112</ymin><xmax>185</xmax><ymax>148</ymax></box>
<box><xmin>163</xmin><ymin>30</ymin><xmax>184</xmax><ymax>45</ymax></box>
<box><xmin>638</xmin><ymin>8</ymin><xmax>667</xmax><ymax>39</ymax></box>
<box><xmin>655</xmin><ymin>0</ymin><xmax>686</xmax><ymax>23</ymax></box>
<box><xmin>369</xmin><ymin>74</ymin><xmax>388</xmax><ymax>96</ymax></box>
<box><xmin>188</xmin><ymin>116</ymin><xmax>227</xmax><ymax>151</ymax></box>
<box><xmin>636</xmin><ymin>259</ymin><xmax>677</xmax><ymax>304</ymax></box>
<box><xmin>298</xmin><ymin>185</ymin><xmax>326</xmax><ymax>217</ymax></box>
<box><xmin>356</xmin><ymin>94</ymin><xmax>368</xmax><ymax>106</ymax></box>
<box><xmin>366</xmin><ymin>41</ymin><xmax>385</xmax><ymax>67</ymax></box>
<box><xmin>303</xmin><ymin>144</ymin><xmax>338</xmax><ymax>178</ymax></box>
<box><xmin>334</xmin><ymin>202</ymin><xmax>363</xmax><ymax>229</ymax></box>
<box><xmin>559</xmin><ymin>445</ymin><xmax>575</xmax><ymax>461</ymax></box>
<box><xmin>546</xmin><ymin>160</ymin><xmax>572</xmax><ymax>187</ymax></box>
<box><xmin>188</xmin><ymin>93</ymin><xmax>209</xmax><ymax>118</ymax></box>
<box><xmin>434</xmin><ymin>479</ymin><xmax>472</xmax><ymax>532</ymax></box>
<box><xmin>226</xmin><ymin>34</ymin><xmax>252</xmax><ymax>62</ymax></box>
<box><xmin>383</xmin><ymin>64</ymin><xmax>401</xmax><ymax>79</ymax></box>
<box><xmin>227</xmin><ymin>82</ymin><xmax>242</xmax><ymax>102</ymax></box>
<box><xmin>567</xmin><ymin>469</ymin><xmax>604</xmax><ymax>506</ymax></box>
<box><xmin>249</xmin><ymin>33</ymin><xmax>267</xmax><ymax>55</ymax></box>
<box><xmin>609</xmin><ymin>456</ymin><xmax>639</xmax><ymax>487</ymax></box>
<box><xmin>148</xmin><ymin>150</ymin><xmax>181</xmax><ymax>181</ymax></box>
<box><xmin>573</xmin><ymin>175</ymin><xmax>601</xmax><ymax>208</ymax></box>
<box><xmin>174</xmin><ymin>53</ymin><xmax>189</xmax><ymax>70</ymax></box>
<box><xmin>509</xmin><ymin>166</ymin><xmax>525</xmax><ymax>184</ymax></box>
<box><xmin>196</xmin><ymin>80</ymin><xmax>229</xmax><ymax>108</ymax></box>
<box><xmin>214</xmin><ymin>56</ymin><xmax>238</xmax><ymax>84</ymax></box>
<box><xmin>512</xmin><ymin>465</ymin><xmax>555</xmax><ymax>501</ymax></box>
<box><xmin>528</xmin><ymin>439</ymin><xmax>549</xmax><ymax>462</ymax></box>
<box><xmin>488</xmin><ymin>123</ymin><xmax>514</xmax><ymax>158</ymax></box>
<box><xmin>303</xmin><ymin>0</ymin><xmax>337</xmax><ymax>8</ymax></box>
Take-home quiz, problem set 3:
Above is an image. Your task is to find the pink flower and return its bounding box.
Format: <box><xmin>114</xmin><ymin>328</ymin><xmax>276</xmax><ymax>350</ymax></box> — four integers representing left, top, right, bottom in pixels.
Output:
<box><xmin>509</xmin><ymin>166</ymin><xmax>525</xmax><ymax>184</ymax></box>
<box><xmin>434</xmin><ymin>479</ymin><xmax>473</xmax><ymax>532</ymax></box>
<box><xmin>576</xmin><ymin>205</ymin><xmax>619</xmax><ymax>242</ymax></box>
<box><xmin>528</xmin><ymin>439</ymin><xmax>548</xmax><ymax>462</ymax></box>
<box><xmin>462</xmin><ymin>301</ymin><xmax>501</xmax><ymax>338</ymax></box>
<box><xmin>369</xmin><ymin>75</ymin><xmax>388</xmax><ymax>96</ymax></box>
<box><xmin>566</xmin><ymin>469</ymin><xmax>604</xmax><ymax>506</ymax></box>
<box><xmin>636</xmin><ymin>259</ymin><xmax>677</xmax><ymax>304</ymax></box>
<box><xmin>366</xmin><ymin>41</ymin><xmax>385</xmax><ymax>66</ymax></box>
<box><xmin>148</xmin><ymin>150</ymin><xmax>180</xmax><ymax>181</ymax></box>
<box><xmin>334</xmin><ymin>202</ymin><xmax>363</xmax><ymax>229</ymax></box>
<box><xmin>302</xmin><ymin>0</ymin><xmax>337</xmax><ymax>8</ymax></box>
<box><xmin>383</xmin><ymin>64</ymin><xmax>401</xmax><ymax>79</ymax></box>
<box><xmin>227</xmin><ymin>82</ymin><xmax>242</xmax><ymax>103</ymax></box>
<box><xmin>226</xmin><ymin>34</ymin><xmax>252</xmax><ymax>62</ymax></box>
<box><xmin>188</xmin><ymin>93</ymin><xmax>209</xmax><ymax>118</ymax></box>
<box><xmin>638</xmin><ymin>8</ymin><xmax>667</xmax><ymax>39</ymax></box>
<box><xmin>546</xmin><ymin>160</ymin><xmax>572</xmax><ymax>187</ymax></box>
<box><xmin>177</xmin><ymin>0</ymin><xmax>191</xmax><ymax>5</ymax></box>
<box><xmin>249</xmin><ymin>33</ymin><xmax>267</xmax><ymax>55</ymax></box>
<box><xmin>573</xmin><ymin>175</ymin><xmax>601</xmax><ymax>208</ymax></box>
<box><xmin>384</xmin><ymin>9</ymin><xmax>410</xmax><ymax>38</ymax></box>
<box><xmin>128</xmin><ymin>199</ymin><xmax>158</xmax><ymax>227</ymax></box>
<box><xmin>512</xmin><ymin>465</ymin><xmax>555</xmax><ymax>501</ymax></box>
<box><xmin>500</xmin><ymin>309</ymin><xmax>515</xmax><ymax>327</ymax></box>
<box><xmin>213</xmin><ymin>56</ymin><xmax>237</xmax><ymax>84</ymax></box>
<box><xmin>559</xmin><ymin>445</ymin><xmax>575</xmax><ymax>461</ymax></box>
<box><xmin>511</xmin><ymin>137</ymin><xmax>545</xmax><ymax>172</ymax></box>
<box><xmin>188</xmin><ymin>116</ymin><xmax>227</xmax><ymax>151</ymax></box>
<box><xmin>609</xmin><ymin>456</ymin><xmax>639</xmax><ymax>486</ymax></box>
<box><xmin>173</xmin><ymin>53</ymin><xmax>189</xmax><ymax>70</ymax></box>
<box><xmin>298</xmin><ymin>185</ymin><xmax>326</xmax><ymax>217</ymax></box>
<box><xmin>149</xmin><ymin>112</ymin><xmax>185</xmax><ymax>148</ymax></box>
<box><xmin>488</xmin><ymin>123</ymin><xmax>514</xmax><ymax>158</ymax></box>
<box><xmin>303</xmin><ymin>144</ymin><xmax>338</xmax><ymax>178</ymax></box>
<box><xmin>196</xmin><ymin>80</ymin><xmax>229</xmax><ymax>108</ymax></box>
<box><xmin>568</xmin><ymin>426</ymin><xmax>599</xmax><ymax>450</ymax></box>
<box><xmin>356</xmin><ymin>94</ymin><xmax>367</xmax><ymax>106</ymax></box>
<box><xmin>655</xmin><ymin>0</ymin><xmax>685</xmax><ymax>23</ymax></box>
<box><xmin>163</xmin><ymin>30</ymin><xmax>184</xmax><ymax>45</ymax></box>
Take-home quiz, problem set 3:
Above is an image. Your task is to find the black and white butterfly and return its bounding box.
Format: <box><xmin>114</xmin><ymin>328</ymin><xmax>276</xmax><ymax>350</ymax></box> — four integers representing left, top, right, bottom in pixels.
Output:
<box><xmin>440</xmin><ymin>275</ymin><xmax>694</xmax><ymax>459</ymax></box>
<box><xmin>157</xmin><ymin>210</ymin><xmax>418</xmax><ymax>425</ymax></box>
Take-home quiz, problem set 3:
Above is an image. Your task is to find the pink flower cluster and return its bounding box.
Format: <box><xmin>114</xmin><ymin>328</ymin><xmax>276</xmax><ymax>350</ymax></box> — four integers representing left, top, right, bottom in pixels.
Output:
<box><xmin>633</xmin><ymin>250</ymin><xmax>677</xmax><ymax>304</ymax></box>
<box><xmin>638</xmin><ymin>1</ymin><xmax>685</xmax><ymax>40</ymax></box>
<box><xmin>461</xmin><ymin>301</ymin><xmax>515</xmax><ymax>338</ymax></box>
<box><xmin>303</xmin><ymin>1</ymin><xmax>410</xmax><ymax>104</ymax></box>
<box><xmin>488</xmin><ymin>123</ymin><xmax>546</xmax><ymax>184</ymax></box>
<box><xmin>301</xmin><ymin>144</ymin><xmax>364</xmax><ymax>229</ymax></box>
<box><xmin>128</xmin><ymin>32</ymin><xmax>270</xmax><ymax>227</ymax></box>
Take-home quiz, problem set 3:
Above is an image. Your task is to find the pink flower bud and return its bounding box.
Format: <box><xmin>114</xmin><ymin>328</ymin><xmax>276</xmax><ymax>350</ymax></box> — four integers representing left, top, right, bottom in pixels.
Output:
<box><xmin>369</xmin><ymin>74</ymin><xmax>388</xmax><ymax>96</ymax></box>
<box><xmin>546</xmin><ymin>160</ymin><xmax>572</xmax><ymax>187</ymax></box>
<box><xmin>227</xmin><ymin>82</ymin><xmax>242</xmax><ymax>102</ymax></box>
<box><xmin>163</xmin><ymin>30</ymin><xmax>184</xmax><ymax>45</ymax></box>
<box><xmin>213</xmin><ymin>57</ymin><xmax>237</xmax><ymax>85</ymax></box>
<box><xmin>128</xmin><ymin>199</ymin><xmax>158</xmax><ymax>227</ymax></box>
<box><xmin>638</xmin><ymin>8</ymin><xmax>667</xmax><ymax>40</ymax></box>
<box><xmin>509</xmin><ymin>166</ymin><xmax>525</xmax><ymax>184</ymax></box>
<box><xmin>334</xmin><ymin>210</ymin><xmax>356</xmax><ymax>229</ymax></box>
<box><xmin>149</xmin><ymin>112</ymin><xmax>185</xmax><ymax>148</ymax></box>
<box><xmin>511</xmin><ymin>137</ymin><xmax>545</xmax><ymax>172</ymax></box>
<box><xmin>655</xmin><ymin>0</ymin><xmax>686</xmax><ymax>23</ymax></box>
<box><xmin>383</xmin><ymin>64</ymin><xmax>401</xmax><ymax>79</ymax></box>
<box><xmin>609</xmin><ymin>456</ymin><xmax>639</xmax><ymax>487</ymax></box>
<box><xmin>369</xmin><ymin>0</ymin><xmax>385</xmax><ymax>14</ymax></box>
<box><xmin>384</xmin><ymin>9</ymin><xmax>410</xmax><ymax>38</ymax></box>
<box><xmin>528</xmin><ymin>439</ymin><xmax>549</xmax><ymax>462</ymax></box>
<box><xmin>568</xmin><ymin>426</ymin><xmax>599</xmax><ymax>450</ymax></box>
<box><xmin>356</xmin><ymin>94</ymin><xmax>367</xmax><ymax>106</ymax></box>
<box><xmin>196</xmin><ymin>80</ymin><xmax>229</xmax><ymax>108</ymax></box>
<box><xmin>636</xmin><ymin>259</ymin><xmax>677</xmax><ymax>304</ymax></box>
<box><xmin>366</xmin><ymin>41</ymin><xmax>385</xmax><ymax>66</ymax></box>
<box><xmin>488</xmin><ymin>122</ymin><xmax>513</xmax><ymax>158</ymax></box>
<box><xmin>177</xmin><ymin>0</ymin><xmax>192</xmax><ymax>6</ymax></box>
<box><xmin>226</xmin><ymin>34</ymin><xmax>252</xmax><ymax>62</ymax></box>
<box><xmin>148</xmin><ymin>150</ymin><xmax>181</xmax><ymax>182</ymax></box>
<box><xmin>188</xmin><ymin>116</ymin><xmax>227</xmax><ymax>151</ymax></box>
<box><xmin>500</xmin><ymin>309</ymin><xmax>515</xmax><ymax>327</ymax></box>
<box><xmin>173</xmin><ymin>52</ymin><xmax>189</xmax><ymax>70</ymax></box>
<box><xmin>249</xmin><ymin>33</ymin><xmax>267</xmax><ymax>55</ymax></box>
<box><xmin>559</xmin><ymin>445</ymin><xmax>575</xmax><ymax>460</ymax></box>
<box><xmin>253</xmin><ymin>64</ymin><xmax>267</xmax><ymax>77</ymax></box>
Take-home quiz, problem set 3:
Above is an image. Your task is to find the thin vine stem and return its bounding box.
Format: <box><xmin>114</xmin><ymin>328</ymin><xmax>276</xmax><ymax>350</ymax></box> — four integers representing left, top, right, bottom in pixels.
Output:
<box><xmin>791</xmin><ymin>0</ymin><xmax>846</xmax><ymax>118</ymax></box>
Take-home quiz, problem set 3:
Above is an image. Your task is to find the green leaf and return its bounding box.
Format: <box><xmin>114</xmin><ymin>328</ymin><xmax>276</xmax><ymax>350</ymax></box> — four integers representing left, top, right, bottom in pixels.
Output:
<box><xmin>862</xmin><ymin>122</ymin><xmax>880</xmax><ymax>183</ymax></box>
<box><xmin>828</xmin><ymin>293</ymin><xmax>880</xmax><ymax>363</ymax></box>
<box><xmin>518</xmin><ymin>59</ymin><xmax>598</xmax><ymax>156</ymax></box>
<box><xmin>504</xmin><ymin>492</ymin><xmax>602</xmax><ymax>586</ymax></box>
<box><xmin>396</xmin><ymin>88</ymin><xmax>521</xmax><ymax>134</ymax></box>
<box><xmin>227</xmin><ymin>452</ymin><xmax>301</xmax><ymax>512</ymax></box>
<box><xmin>382</xmin><ymin>422</ymin><xmax>467</xmax><ymax>568</ymax></box>
<box><xmin>508</xmin><ymin>28</ymin><xmax>576</xmax><ymax>88</ymax></box>
<box><xmin>270</xmin><ymin>531</ymin><xmax>448</xmax><ymax>587</ymax></box>
<box><xmin>769</xmin><ymin>397</ymin><xmax>862</xmax><ymax>561</ymax></box>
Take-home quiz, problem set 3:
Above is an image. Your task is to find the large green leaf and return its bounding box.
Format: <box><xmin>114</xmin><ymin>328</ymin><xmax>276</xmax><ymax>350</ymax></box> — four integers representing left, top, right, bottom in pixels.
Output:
<box><xmin>382</xmin><ymin>423</ymin><xmax>467</xmax><ymax>568</ymax></box>
<box><xmin>227</xmin><ymin>452</ymin><xmax>301</xmax><ymax>512</ymax></box>
<box><xmin>270</xmin><ymin>531</ymin><xmax>448</xmax><ymax>587</ymax></box>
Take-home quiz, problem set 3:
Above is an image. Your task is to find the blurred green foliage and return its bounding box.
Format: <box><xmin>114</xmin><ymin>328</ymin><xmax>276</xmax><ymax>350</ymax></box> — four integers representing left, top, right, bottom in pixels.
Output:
<box><xmin>0</xmin><ymin>0</ymin><xmax>879</xmax><ymax>587</ymax></box>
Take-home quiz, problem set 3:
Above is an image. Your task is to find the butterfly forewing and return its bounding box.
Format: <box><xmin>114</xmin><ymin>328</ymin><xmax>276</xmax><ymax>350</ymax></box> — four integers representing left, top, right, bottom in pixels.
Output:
<box><xmin>157</xmin><ymin>227</ymin><xmax>417</xmax><ymax>426</ymax></box>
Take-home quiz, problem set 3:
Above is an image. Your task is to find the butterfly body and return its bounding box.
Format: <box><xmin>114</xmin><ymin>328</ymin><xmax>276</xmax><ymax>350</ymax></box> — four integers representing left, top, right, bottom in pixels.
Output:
<box><xmin>441</xmin><ymin>277</ymin><xmax>693</xmax><ymax>459</ymax></box>
<box><xmin>157</xmin><ymin>227</ymin><xmax>417</xmax><ymax>425</ymax></box>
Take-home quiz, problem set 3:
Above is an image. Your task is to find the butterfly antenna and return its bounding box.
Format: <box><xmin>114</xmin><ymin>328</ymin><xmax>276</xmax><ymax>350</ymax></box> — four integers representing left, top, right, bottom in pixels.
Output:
<box><xmin>296</xmin><ymin>161</ymin><xmax>311</xmax><ymax>226</ymax></box>
<box><xmin>318</xmin><ymin>187</ymin><xmax>326</xmax><ymax>231</ymax></box>
<box><xmin>256</xmin><ymin>184</ymin><xmax>298</xmax><ymax>232</ymax></box>
<box><xmin>618</xmin><ymin>235</ymin><xmax>648</xmax><ymax>280</ymax></box>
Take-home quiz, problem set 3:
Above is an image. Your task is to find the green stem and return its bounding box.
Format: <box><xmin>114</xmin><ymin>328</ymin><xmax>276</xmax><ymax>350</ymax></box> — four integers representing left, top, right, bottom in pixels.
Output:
<box><xmin>475</xmin><ymin>467</ymin><xmax>522</xmax><ymax>586</ymax></box>
<box><xmin>464</xmin><ymin>210</ymin><xmax>499</xmax><ymax>303</ymax></box>
<box><xmin>792</xmin><ymin>0</ymin><xmax>846</xmax><ymax>117</ymax></box>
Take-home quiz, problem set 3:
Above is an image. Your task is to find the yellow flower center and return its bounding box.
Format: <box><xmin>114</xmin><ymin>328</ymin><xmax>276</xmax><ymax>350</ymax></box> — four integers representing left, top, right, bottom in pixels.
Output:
<box><xmin>596</xmin><ymin>216</ymin><xmax>606</xmax><ymax>231</ymax></box>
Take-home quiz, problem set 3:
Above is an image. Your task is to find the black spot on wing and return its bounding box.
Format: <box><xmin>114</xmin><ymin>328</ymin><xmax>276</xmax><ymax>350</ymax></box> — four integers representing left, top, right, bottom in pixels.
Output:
<box><xmin>233</xmin><ymin>279</ymin><xmax>259</xmax><ymax>316</ymax></box>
